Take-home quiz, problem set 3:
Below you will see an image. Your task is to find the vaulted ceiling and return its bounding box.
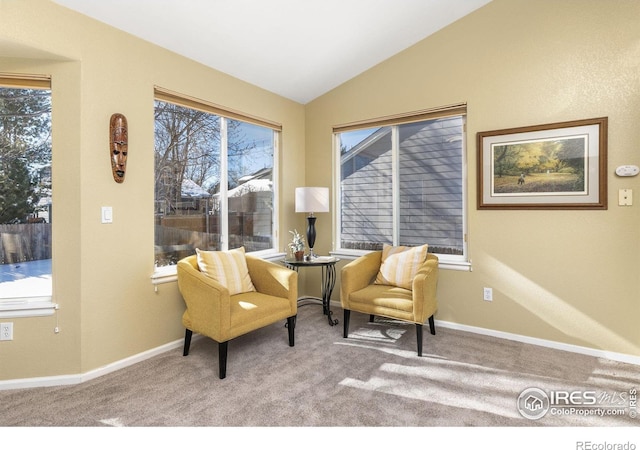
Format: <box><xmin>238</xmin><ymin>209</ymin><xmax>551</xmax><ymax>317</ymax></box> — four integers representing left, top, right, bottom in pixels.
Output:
<box><xmin>52</xmin><ymin>0</ymin><xmax>492</xmax><ymax>104</ymax></box>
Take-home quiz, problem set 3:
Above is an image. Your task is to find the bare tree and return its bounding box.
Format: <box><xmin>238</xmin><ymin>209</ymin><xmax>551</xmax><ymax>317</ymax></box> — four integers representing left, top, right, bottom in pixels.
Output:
<box><xmin>154</xmin><ymin>101</ymin><xmax>269</xmax><ymax>215</ymax></box>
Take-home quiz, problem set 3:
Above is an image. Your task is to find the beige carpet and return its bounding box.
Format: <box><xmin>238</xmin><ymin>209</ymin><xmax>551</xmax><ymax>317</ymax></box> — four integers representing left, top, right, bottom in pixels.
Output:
<box><xmin>1</xmin><ymin>303</ymin><xmax>638</xmax><ymax>429</ymax></box>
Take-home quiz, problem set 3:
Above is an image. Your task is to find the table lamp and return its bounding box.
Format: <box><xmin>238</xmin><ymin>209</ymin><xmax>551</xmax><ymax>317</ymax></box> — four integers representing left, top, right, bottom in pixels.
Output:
<box><xmin>295</xmin><ymin>187</ymin><xmax>329</xmax><ymax>259</ymax></box>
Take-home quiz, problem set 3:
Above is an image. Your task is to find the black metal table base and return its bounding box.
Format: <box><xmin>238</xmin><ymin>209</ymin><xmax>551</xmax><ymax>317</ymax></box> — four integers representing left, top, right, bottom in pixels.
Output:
<box><xmin>284</xmin><ymin>258</ymin><xmax>339</xmax><ymax>326</ymax></box>
<box><xmin>297</xmin><ymin>296</ymin><xmax>338</xmax><ymax>326</ymax></box>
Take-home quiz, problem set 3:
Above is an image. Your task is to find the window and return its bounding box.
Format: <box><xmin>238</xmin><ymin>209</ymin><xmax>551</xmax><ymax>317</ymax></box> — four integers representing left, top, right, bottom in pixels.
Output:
<box><xmin>334</xmin><ymin>104</ymin><xmax>468</xmax><ymax>268</ymax></box>
<box><xmin>153</xmin><ymin>88</ymin><xmax>280</xmax><ymax>276</ymax></box>
<box><xmin>0</xmin><ymin>75</ymin><xmax>54</xmax><ymax>317</ymax></box>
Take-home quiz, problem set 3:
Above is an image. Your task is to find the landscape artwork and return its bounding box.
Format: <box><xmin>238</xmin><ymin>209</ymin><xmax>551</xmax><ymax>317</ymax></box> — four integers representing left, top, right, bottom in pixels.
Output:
<box><xmin>491</xmin><ymin>135</ymin><xmax>588</xmax><ymax>196</ymax></box>
<box><xmin>477</xmin><ymin>117</ymin><xmax>607</xmax><ymax>210</ymax></box>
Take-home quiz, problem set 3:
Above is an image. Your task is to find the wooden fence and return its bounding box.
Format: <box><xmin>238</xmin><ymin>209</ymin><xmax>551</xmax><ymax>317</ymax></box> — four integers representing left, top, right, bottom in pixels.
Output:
<box><xmin>154</xmin><ymin>218</ymin><xmax>272</xmax><ymax>266</ymax></box>
<box><xmin>0</xmin><ymin>223</ymin><xmax>52</xmax><ymax>264</ymax></box>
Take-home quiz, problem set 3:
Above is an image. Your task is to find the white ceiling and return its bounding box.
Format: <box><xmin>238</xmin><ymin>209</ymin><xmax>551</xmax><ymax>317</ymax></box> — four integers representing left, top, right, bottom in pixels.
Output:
<box><xmin>52</xmin><ymin>0</ymin><xmax>492</xmax><ymax>104</ymax></box>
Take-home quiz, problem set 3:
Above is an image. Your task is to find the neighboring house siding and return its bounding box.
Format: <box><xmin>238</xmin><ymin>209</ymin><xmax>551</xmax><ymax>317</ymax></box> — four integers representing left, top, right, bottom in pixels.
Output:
<box><xmin>341</xmin><ymin>116</ymin><xmax>463</xmax><ymax>254</ymax></box>
<box><xmin>341</xmin><ymin>130</ymin><xmax>393</xmax><ymax>249</ymax></box>
<box><xmin>398</xmin><ymin>117</ymin><xmax>463</xmax><ymax>252</ymax></box>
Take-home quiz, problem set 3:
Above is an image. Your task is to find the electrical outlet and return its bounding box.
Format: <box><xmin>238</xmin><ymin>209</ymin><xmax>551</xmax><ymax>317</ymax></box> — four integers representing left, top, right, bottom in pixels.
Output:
<box><xmin>483</xmin><ymin>287</ymin><xmax>493</xmax><ymax>302</ymax></box>
<box><xmin>619</xmin><ymin>189</ymin><xmax>633</xmax><ymax>206</ymax></box>
<box><xmin>0</xmin><ymin>322</ymin><xmax>13</xmax><ymax>341</ymax></box>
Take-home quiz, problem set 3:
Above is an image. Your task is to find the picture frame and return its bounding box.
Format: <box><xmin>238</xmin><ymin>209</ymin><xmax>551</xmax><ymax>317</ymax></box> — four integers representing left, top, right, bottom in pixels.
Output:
<box><xmin>477</xmin><ymin>117</ymin><xmax>608</xmax><ymax>210</ymax></box>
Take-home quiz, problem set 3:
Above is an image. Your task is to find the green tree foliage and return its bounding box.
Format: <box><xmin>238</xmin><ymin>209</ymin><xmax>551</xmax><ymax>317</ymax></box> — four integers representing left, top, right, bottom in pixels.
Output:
<box><xmin>0</xmin><ymin>156</ymin><xmax>36</xmax><ymax>223</ymax></box>
<box><xmin>555</xmin><ymin>137</ymin><xmax>586</xmax><ymax>188</ymax></box>
<box><xmin>0</xmin><ymin>87</ymin><xmax>51</xmax><ymax>224</ymax></box>
<box><xmin>493</xmin><ymin>144</ymin><xmax>520</xmax><ymax>178</ymax></box>
<box><xmin>493</xmin><ymin>137</ymin><xmax>585</xmax><ymax>179</ymax></box>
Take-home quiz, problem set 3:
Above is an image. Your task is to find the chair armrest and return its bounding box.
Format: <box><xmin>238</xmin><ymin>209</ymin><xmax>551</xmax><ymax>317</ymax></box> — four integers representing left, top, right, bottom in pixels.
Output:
<box><xmin>177</xmin><ymin>256</ymin><xmax>231</xmax><ymax>338</ymax></box>
<box><xmin>340</xmin><ymin>251</ymin><xmax>382</xmax><ymax>307</ymax></box>
<box><xmin>246</xmin><ymin>255</ymin><xmax>298</xmax><ymax>305</ymax></box>
<box><xmin>412</xmin><ymin>253</ymin><xmax>439</xmax><ymax>323</ymax></box>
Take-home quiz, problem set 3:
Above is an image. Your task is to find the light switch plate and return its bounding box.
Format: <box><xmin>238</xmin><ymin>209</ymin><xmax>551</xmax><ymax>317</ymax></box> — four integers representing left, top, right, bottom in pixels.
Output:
<box><xmin>101</xmin><ymin>206</ymin><xmax>113</xmax><ymax>223</ymax></box>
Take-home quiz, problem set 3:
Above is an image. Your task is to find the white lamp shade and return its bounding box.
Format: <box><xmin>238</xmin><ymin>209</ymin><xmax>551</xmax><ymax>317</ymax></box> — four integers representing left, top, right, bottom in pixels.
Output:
<box><xmin>295</xmin><ymin>187</ymin><xmax>329</xmax><ymax>213</ymax></box>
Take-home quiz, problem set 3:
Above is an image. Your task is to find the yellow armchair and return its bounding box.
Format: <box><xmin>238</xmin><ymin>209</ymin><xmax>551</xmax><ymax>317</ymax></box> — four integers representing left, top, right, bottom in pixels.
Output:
<box><xmin>340</xmin><ymin>250</ymin><xmax>439</xmax><ymax>356</ymax></box>
<box><xmin>177</xmin><ymin>253</ymin><xmax>298</xmax><ymax>379</ymax></box>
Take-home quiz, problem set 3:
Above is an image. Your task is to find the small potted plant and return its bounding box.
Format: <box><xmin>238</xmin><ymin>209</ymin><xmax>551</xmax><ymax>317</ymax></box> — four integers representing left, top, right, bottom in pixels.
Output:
<box><xmin>288</xmin><ymin>229</ymin><xmax>306</xmax><ymax>261</ymax></box>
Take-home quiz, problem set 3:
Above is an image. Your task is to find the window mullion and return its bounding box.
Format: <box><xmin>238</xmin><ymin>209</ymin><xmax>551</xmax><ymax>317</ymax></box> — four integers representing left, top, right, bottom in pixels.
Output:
<box><xmin>220</xmin><ymin>117</ymin><xmax>229</xmax><ymax>250</ymax></box>
<box><xmin>334</xmin><ymin>133</ymin><xmax>342</xmax><ymax>252</ymax></box>
<box><xmin>272</xmin><ymin>131</ymin><xmax>280</xmax><ymax>251</ymax></box>
<box><xmin>391</xmin><ymin>126</ymin><xmax>400</xmax><ymax>245</ymax></box>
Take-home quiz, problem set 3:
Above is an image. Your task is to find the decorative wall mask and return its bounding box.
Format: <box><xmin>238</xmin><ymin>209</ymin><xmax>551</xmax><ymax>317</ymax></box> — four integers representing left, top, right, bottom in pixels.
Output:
<box><xmin>109</xmin><ymin>113</ymin><xmax>128</xmax><ymax>183</ymax></box>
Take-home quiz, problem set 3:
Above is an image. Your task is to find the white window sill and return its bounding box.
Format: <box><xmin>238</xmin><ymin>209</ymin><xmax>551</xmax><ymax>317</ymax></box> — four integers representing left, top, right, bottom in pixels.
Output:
<box><xmin>151</xmin><ymin>265</ymin><xmax>178</xmax><ymax>285</ymax></box>
<box><xmin>0</xmin><ymin>297</ymin><xmax>57</xmax><ymax>318</ymax></box>
<box><xmin>150</xmin><ymin>251</ymin><xmax>287</xmax><ymax>285</ymax></box>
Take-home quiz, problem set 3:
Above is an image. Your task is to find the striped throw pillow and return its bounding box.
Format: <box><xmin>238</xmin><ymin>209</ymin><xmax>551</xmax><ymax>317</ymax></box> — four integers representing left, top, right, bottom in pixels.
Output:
<box><xmin>196</xmin><ymin>247</ymin><xmax>256</xmax><ymax>295</ymax></box>
<box><xmin>374</xmin><ymin>244</ymin><xmax>429</xmax><ymax>290</ymax></box>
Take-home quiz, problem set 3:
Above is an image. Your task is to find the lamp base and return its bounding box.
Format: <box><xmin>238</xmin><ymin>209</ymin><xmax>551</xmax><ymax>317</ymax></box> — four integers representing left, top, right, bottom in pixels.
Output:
<box><xmin>305</xmin><ymin>248</ymin><xmax>318</xmax><ymax>261</ymax></box>
<box><xmin>306</xmin><ymin>215</ymin><xmax>317</xmax><ymax>255</ymax></box>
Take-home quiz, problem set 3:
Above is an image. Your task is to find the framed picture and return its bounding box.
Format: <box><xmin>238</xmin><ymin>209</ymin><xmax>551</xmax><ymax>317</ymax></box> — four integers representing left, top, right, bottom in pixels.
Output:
<box><xmin>477</xmin><ymin>117</ymin><xmax>608</xmax><ymax>209</ymax></box>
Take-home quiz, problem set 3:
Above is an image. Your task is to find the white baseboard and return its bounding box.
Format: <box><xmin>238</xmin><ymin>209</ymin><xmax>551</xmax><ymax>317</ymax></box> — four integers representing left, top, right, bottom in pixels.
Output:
<box><xmin>435</xmin><ymin>319</ymin><xmax>640</xmax><ymax>366</ymax></box>
<box><xmin>1</xmin><ymin>317</ymin><xmax>637</xmax><ymax>391</ymax></box>
<box><xmin>0</xmin><ymin>338</ymin><xmax>187</xmax><ymax>391</ymax></box>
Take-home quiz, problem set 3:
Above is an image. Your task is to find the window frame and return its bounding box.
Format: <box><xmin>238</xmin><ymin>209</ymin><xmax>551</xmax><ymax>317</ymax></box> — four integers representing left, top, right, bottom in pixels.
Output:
<box><xmin>332</xmin><ymin>104</ymin><xmax>471</xmax><ymax>271</ymax></box>
<box><xmin>151</xmin><ymin>87</ymin><xmax>282</xmax><ymax>283</ymax></box>
<box><xmin>0</xmin><ymin>74</ymin><xmax>56</xmax><ymax>318</ymax></box>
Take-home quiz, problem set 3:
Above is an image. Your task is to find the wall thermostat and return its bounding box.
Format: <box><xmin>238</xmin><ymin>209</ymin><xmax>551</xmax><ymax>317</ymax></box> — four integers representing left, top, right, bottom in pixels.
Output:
<box><xmin>615</xmin><ymin>165</ymin><xmax>639</xmax><ymax>177</ymax></box>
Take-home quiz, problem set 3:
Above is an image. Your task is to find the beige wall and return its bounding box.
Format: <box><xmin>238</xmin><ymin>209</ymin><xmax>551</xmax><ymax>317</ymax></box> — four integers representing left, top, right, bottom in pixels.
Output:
<box><xmin>0</xmin><ymin>0</ymin><xmax>305</xmax><ymax>381</ymax></box>
<box><xmin>0</xmin><ymin>0</ymin><xmax>638</xmax><ymax>383</ymax></box>
<box><xmin>306</xmin><ymin>0</ymin><xmax>640</xmax><ymax>356</ymax></box>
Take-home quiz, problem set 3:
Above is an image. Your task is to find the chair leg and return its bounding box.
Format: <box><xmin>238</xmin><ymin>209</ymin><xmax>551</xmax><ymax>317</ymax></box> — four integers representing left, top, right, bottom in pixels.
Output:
<box><xmin>343</xmin><ymin>309</ymin><xmax>351</xmax><ymax>338</ymax></box>
<box><xmin>287</xmin><ymin>315</ymin><xmax>296</xmax><ymax>346</ymax></box>
<box><xmin>369</xmin><ymin>314</ymin><xmax>375</xmax><ymax>323</ymax></box>
<box><xmin>428</xmin><ymin>315</ymin><xmax>436</xmax><ymax>335</ymax></box>
<box><xmin>218</xmin><ymin>341</ymin><xmax>228</xmax><ymax>379</ymax></box>
<box><xmin>183</xmin><ymin>329</ymin><xmax>193</xmax><ymax>356</ymax></box>
<box><xmin>416</xmin><ymin>323</ymin><xmax>423</xmax><ymax>357</ymax></box>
